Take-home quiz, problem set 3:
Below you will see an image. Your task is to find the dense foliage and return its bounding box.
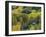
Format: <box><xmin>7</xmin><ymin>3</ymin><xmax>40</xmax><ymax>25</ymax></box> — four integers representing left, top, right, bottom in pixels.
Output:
<box><xmin>12</xmin><ymin>6</ymin><xmax>41</xmax><ymax>31</ymax></box>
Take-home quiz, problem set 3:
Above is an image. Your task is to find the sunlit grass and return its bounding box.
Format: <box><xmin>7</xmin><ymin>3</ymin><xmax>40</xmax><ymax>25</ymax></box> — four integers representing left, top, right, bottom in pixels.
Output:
<box><xmin>28</xmin><ymin>24</ymin><xmax>41</xmax><ymax>30</ymax></box>
<box><xmin>12</xmin><ymin>22</ymin><xmax>21</xmax><ymax>31</ymax></box>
